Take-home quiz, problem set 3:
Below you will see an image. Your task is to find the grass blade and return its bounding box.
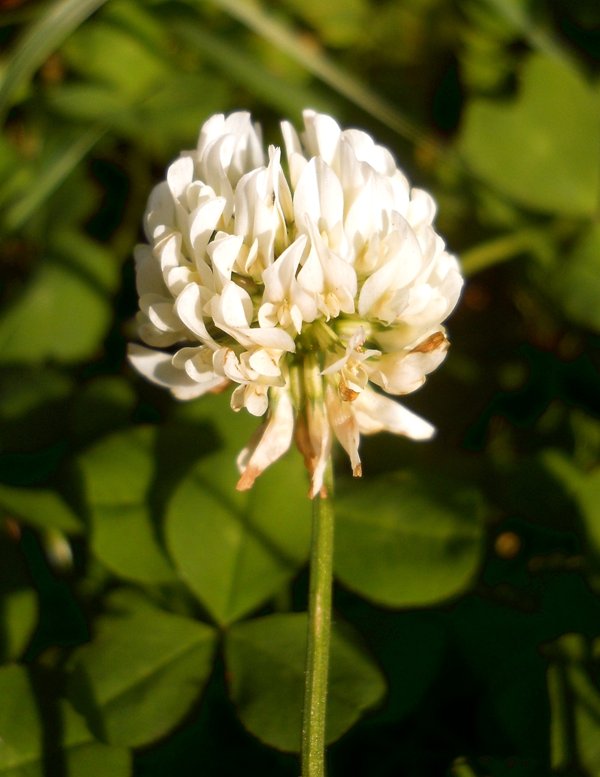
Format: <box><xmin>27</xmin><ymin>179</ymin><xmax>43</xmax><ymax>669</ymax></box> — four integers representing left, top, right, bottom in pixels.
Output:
<box><xmin>199</xmin><ymin>0</ymin><xmax>436</xmax><ymax>149</ymax></box>
<box><xmin>173</xmin><ymin>19</ymin><xmax>333</xmax><ymax>120</ymax></box>
<box><xmin>2</xmin><ymin>125</ymin><xmax>104</xmax><ymax>232</ymax></box>
<box><xmin>0</xmin><ymin>0</ymin><xmax>110</xmax><ymax>120</ymax></box>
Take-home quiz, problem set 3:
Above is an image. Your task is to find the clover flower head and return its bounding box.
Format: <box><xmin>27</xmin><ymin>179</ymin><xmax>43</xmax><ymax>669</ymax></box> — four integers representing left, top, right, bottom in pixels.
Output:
<box><xmin>129</xmin><ymin>110</ymin><xmax>463</xmax><ymax>496</ymax></box>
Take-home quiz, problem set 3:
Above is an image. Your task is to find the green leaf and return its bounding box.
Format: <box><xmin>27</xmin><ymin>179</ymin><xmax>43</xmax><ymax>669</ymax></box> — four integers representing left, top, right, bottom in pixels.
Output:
<box><xmin>449</xmin><ymin>756</ymin><xmax>540</xmax><ymax>777</ymax></box>
<box><xmin>449</xmin><ymin>759</ymin><xmax>478</xmax><ymax>777</ymax></box>
<box><xmin>459</xmin><ymin>54</ymin><xmax>600</xmax><ymax>216</ymax></box>
<box><xmin>132</xmin><ymin>74</ymin><xmax>231</xmax><ymax>153</ymax></box>
<box><xmin>61</xmin><ymin>4</ymin><xmax>171</xmax><ymax>100</ymax></box>
<box><xmin>69</xmin><ymin>376</ymin><xmax>136</xmax><ymax>445</ymax></box>
<box><xmin>0</xmin><ymin>484</ymin><xmax>82</xmax><ymax>534</ymax></box>
<box><xmin>546</xmin><ymin>634</ymin><xmax>600</xmax><ymax>773</ymax></box>
<box><xmin>77</xmin><ymin>427</ymin><xmax>176</xmax><ymax>584</ymax></box>
<box><xmin>225</xmin><ymin>613</ymin><xmax>385</xmax><ymax>751</ymax></box>
<box><xmin>553</xmin><ymin>223</ymin><xmax>600</xmax><ymax>333</ymax></box>
<box><xmin>334</xmin><ymin>472</ymin><xmax>484</xmax><ymax>607</ymax></box>
<box><xmin>200</xmin><ymin>0</ymin><xmax>429</xmax><ymax>146</ymax></box>
<box><xmin>0</xmin><ymin>664</ymin><xmax>131</xmax><ymax>776</ymax></box>
<box><xmin>0</xmin><ymin>229</ymin><xmax>118</xmax><ymax>364</ymax></box>
<box><xmin>1</xmin><ymin>589</ymin><xmax>37</xmax><ymax>661</ymax></box>
<box><xmin>173</xmin><ymin>21</ymin><xmax>329</xmax><ymax>121</ymax></box>
<box><xmin>48</xmin><ymin>72</ymin><xmax>231</xmax><ymax>154</ymax></box>
<box><xmin>351</xmin><ymin>611</ymin><xmax>445</xmax><ymax>724</ymax></box>
<box><xmin>0</xmin><ymin>137</ymin><xmax>25</xmax><ymax>215</ymax></box>
<box><xmin>280</xmin><ymin>0</ymin><xmax>367</xmax><ymax>47</ymax></box>
<box><xmin>479</xmin><ymin>0</ymin><xmax>566</xmax><ymax>60</ymax></box>
<box><xmin>0</xmin><ymin>536</ymin><xmax>38</xmax><ymax>661</ymax></box>
<box><xmin>169</xmin><ymin>390</ymin><xmax>258</xmax><ymax>451</ymax></box>
<box><xmin>543</xmin><ymin>451</ymin><xmax>600</xmax><ymax>591</ymax></box>
<box><xmin>2</xmin><ymin>126</ymin><xmax>103</xmax><ymax>233</ymax></box>
<box><xmin>67</xmin><ymin>604</ymin><xmax>217</xmax><ymax>747</ymax></box>
<box><xmin>0</xmin><ymin>366</ymin><xmax>73</xmax><ymax>453</ymax></box>
<box><xmin>166</xmin><ymin>445</ymin><xmax>311</xmax><ymax>625</ymax></box>
<box><xmin>0</xmin><ymin>0</ymin><xmax>110</xmax><ymax>118</ymax></box>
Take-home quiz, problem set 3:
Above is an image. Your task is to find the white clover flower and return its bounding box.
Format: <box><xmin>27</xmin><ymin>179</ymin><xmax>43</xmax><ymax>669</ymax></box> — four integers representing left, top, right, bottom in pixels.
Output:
<box><xmin>128</xmin><ymin>110</ymin><xmax>463</xmax><ymax>496</ymax></box>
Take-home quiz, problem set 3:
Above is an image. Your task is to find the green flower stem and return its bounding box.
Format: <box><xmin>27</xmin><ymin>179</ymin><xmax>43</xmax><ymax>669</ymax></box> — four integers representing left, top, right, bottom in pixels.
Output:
<box><xmin>302</xmin><ymin>459</ymin><xmax>335</xmax><ymax>777</ymax></box>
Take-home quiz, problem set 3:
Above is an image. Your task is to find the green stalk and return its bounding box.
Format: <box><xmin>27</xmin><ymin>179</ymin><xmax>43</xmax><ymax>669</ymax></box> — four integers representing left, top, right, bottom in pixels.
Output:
<box><xmin>301</xmin><ymin>459</ymin><xmax>335</xmax><ymax>777</ymax></box>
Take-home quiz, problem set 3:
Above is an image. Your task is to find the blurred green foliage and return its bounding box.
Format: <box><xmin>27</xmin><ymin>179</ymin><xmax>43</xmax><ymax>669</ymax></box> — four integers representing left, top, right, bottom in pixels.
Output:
<box><xmin>0</xmin><ymin>0</ymin><xmax>599</xmax><ymax>774</ymax></box>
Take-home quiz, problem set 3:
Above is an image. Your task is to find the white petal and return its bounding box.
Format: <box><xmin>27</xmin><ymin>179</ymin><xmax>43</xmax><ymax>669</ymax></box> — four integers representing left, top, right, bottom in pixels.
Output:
<box><xmin>146</xmin><ymin>300</ymin><xmax>181</xmax><ymax>333</ymax></box>
<box><xmin>221</xmin><ymin>349</ymin><xmax>246</xmax><ymax>382</ymax></box>
<box><xmin>197</xmin><ymin>113</ymin><xmax>225</xmax><ymax>154</ymax></box>
<box><xmin>128</xmin><ymin>344</ymin><xmax>208</xmax><ymax>399</ymax></box>
<box><xmin>303</xmin><ymin>111</ymin><xmax>341</xmax><ymax>165</ymax></box>
<box><xmin>297</xmin><ymin>242</ymin><xmax>324</xmax><ymax>294</ymax></box>
<box><xmin>358</xmin><ymin>221</ymin><xmax>423</xmax><ymax>322</ymax></box>
<box><xmin>171</xmin><ymin>346</ymin><xmax>226</xmax><ymax>388</ymax></box>
<box><xmin>326</xmin><ymin>384</ymin><xmax>361</xmax><ymax>477</ymax></box>
<box><xmin>167</xmin><ymin>155</ymin><xmax>194</xmax><ymax>200</ymax></box>
<box><xmin>344</xmin><ymin>172</ymin><xmax>382</xmax><ymax>250</ymax></box>
<box><xmin>189</xmin><ymin>197</ymin><xmax>226</xmax><ymax>257</ymax></box>
<box><xmin>208</xmin><ymin>234</ymin><xmax>245</xmax><ymax>287</ymax></box>
<box><xmin>236</xmin><ymin>388</ymin><xmax>294</xmax><ymax>490</ymax></box>
<box><xmin>137</xmin><ymin>316</ymin><xmax>181</xmax><ymax>348</ymax></box>
<box><xmin>175</xmin><ymin>283</ymin><xmax>217</xmax><ymax>345</ymax></box>
<box><xmin>236</xmin><ymin>326</ymin><xmax>295</xmax><ymax>351</ymax></box>
<box><xmin>301</xmin><ymin>221</ymin><xmax>356</xmax><ymax>317</ymax></box>
<box><xmin>281</xmin><ymin>119</ymin><xmax>302</xmax><ymax>158</ymax></box>
<box><xmin>145</xmin><ymin>181</ymin><xmax>175</xmax><ymax>240</ymax></box>
<box><xmin>134</xmin><ymin>244</ymin><xmax>165</xmax><ymax>297</ymax></box>
<box><xmin>261</xmin><ymin>235</ymin><xmax>307</xmax><ymax>302</ymax></box>
<box><xmin>247</xmin><ymin>348</ymin><xmax>282</xmax><ymax>378</ymax></box>
<box><xmin>407</xmin><ymin>188</ymin><xmax>437</xmax><ymax>227</ymax></box>
<box><xmin>217</xmin><ymin>281</ymin><xmax>253</xmax><ymax>329</ymax></box>
<box><xmin>294</xmin><ymin>157</ymin><xmax>344</xmax><ymax>235</ymax></box>
<box><xmin>342</xmin><ymin>128</ymin><xmax>396</xmax><ymax>175</ymax></box>
<box><xmin>358</xmin><ymin>259</ymin><xmax>400</xmax><ymax>319</ymax></box>
<box><xmin>307</xmin><ymin>401</ymin><xmax>333</xmax><ymax>498</ymax></box>
<box><xmin>165</xmin><ymin>266</ymin><xmax>194</xmax><ymax>296</ymax></box>
<box><xmin>369</xmin><ymin>336</ymin><xmax>448</xmax><ymax>395</ymax></box>
<box><xmin>354</xmin><ymin>388</ymin><xmax>435</xmax><ymax>440</ymax></box>
<box><xmin>239</xmin><ymin>384</ymin><xmax>269</xmax><ymax>417</ymax></box>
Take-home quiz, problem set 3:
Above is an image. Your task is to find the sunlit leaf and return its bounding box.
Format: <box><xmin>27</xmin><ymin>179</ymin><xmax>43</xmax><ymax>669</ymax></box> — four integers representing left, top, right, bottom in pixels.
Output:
<box><xmin>61</xmin><ymin>9</ymin><xmax>170</xmax><ymax>100</ymax></box>
<box><xmin>0</xmin><ymin>483</ymin><xmax>82</xmax><ymax>534</ymax></box>
<box><xmin>460</xmin><ymin>54</ymin><xmax>600</xmax><ymax>216</ymax></box>
<box><xmin>553</xmin><ymin>223</ymin><xmax>600</xmax><ymax>333</ymax></box>
<box><xmin>0</xmin><ymin>664</ymin><xmax>131</xmax><ymax>776</ymax></box>
<box><xmin>67</xmin><ymin>604</ymin><xmax>217</xmax><ymax>747</ymax></box>
<box><xmin>334</xmin><ymin>472</ymin><xmax>485</xmax><ymax>607</ymax></box>
<box><xmin>166</xmin><ymin>445</ymin><xmax>311</xmax><ymax>625</ymax></box>
<box><xmin>0</xmin><ymin>535</ymin><xmax>37</xmax><ymax>661</ymax></box>
<box><xmin>0</xmin><ymin>229</ymin><xmax>118</xmax><ymax>364</ymax></box>
<box><xmin>225</xmin><ymin>613</ymin><xmax>385</xmax><ymax>751</ymax></box>
<box><xmin>77</xmin><ymin>426</ymin><xmax>176</xmax><ymax>584</ymax></box>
